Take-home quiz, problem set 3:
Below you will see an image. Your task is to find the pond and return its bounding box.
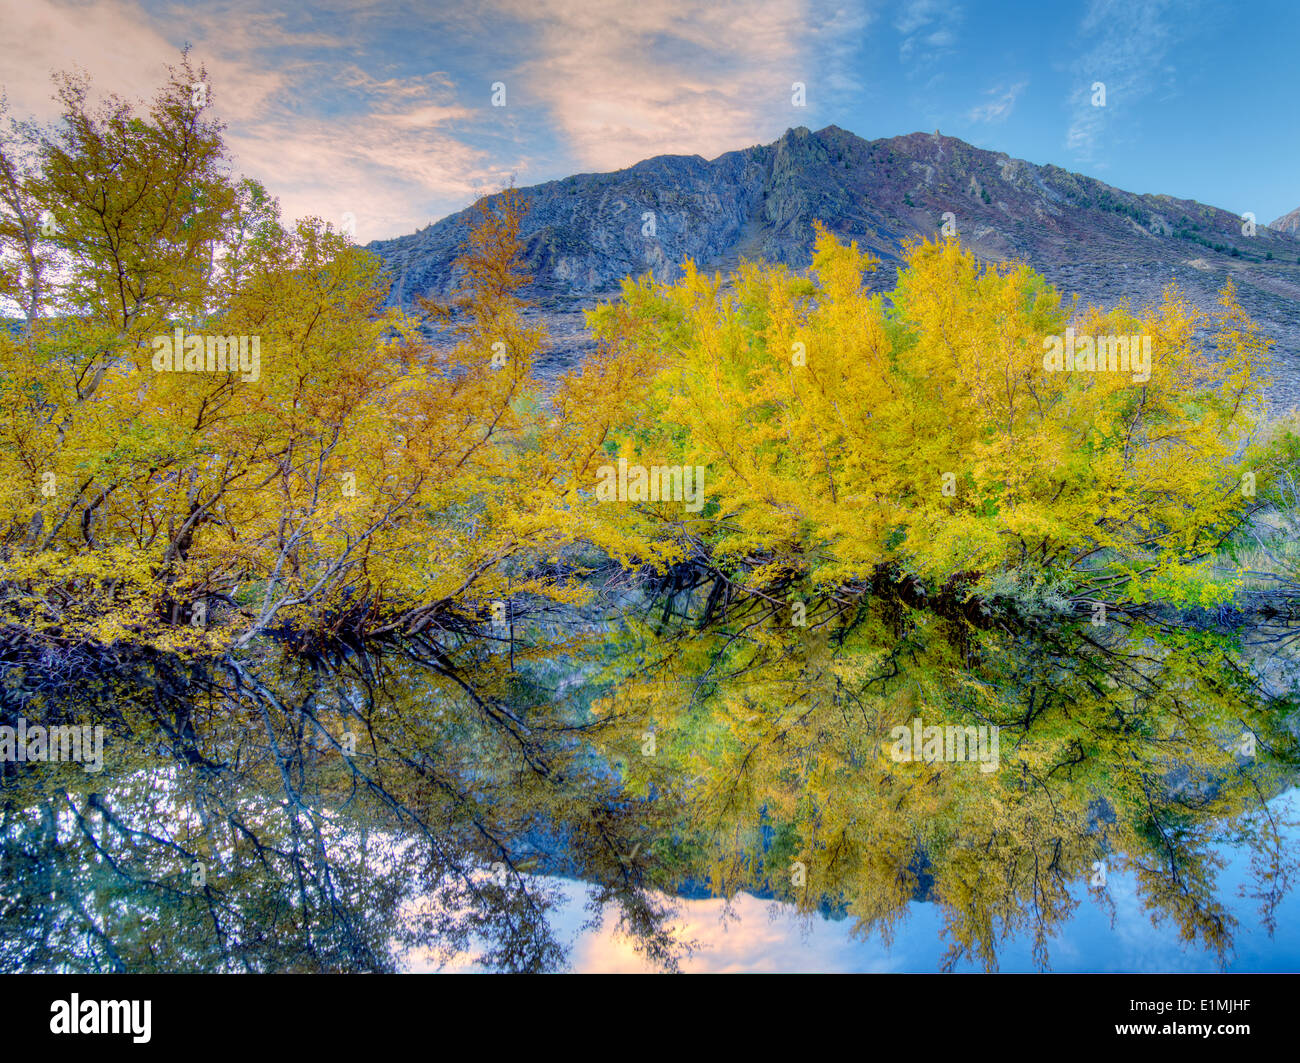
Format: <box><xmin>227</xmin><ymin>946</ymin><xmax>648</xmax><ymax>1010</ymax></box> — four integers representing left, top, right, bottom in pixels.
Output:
<box><xmin>2</xmin><ymin>578</ymin><xmax>1297</xmax><ymax>973</ymax></box>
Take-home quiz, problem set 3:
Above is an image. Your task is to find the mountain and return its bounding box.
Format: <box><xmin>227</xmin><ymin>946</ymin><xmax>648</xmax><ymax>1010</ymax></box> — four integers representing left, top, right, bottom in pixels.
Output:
<box><xmin>369</xmin><ymin>126</ymin><xmax>1300</xmax><ymax>408</ymax></box>
<box><xmin>1272</xmin><ymin>207</ymin><xmax>1300</xmax><ymax>236</ymax></box>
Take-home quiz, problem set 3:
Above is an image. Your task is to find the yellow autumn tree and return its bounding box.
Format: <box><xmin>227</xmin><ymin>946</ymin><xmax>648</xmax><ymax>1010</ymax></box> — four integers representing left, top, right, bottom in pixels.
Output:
<box><xmin>574</xmin><ymin>225</ymin><xmax>1277</xmax><ymax>616</ymax></box>
<box><xmin>0</xmin><ymin>59</ymin><xmax>586</xmax><ymax>654</ymax></box>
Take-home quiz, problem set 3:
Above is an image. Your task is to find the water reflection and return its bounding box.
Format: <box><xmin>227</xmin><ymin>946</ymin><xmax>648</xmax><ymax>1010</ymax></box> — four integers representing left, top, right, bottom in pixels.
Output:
<box><xmin>2</xmin><ymin>579</ymin><xmax>1297</xmax><ymax>972</ymax></box>
<box><xmin>410</xmin><ymin>801</ymin><xmax>1300</xmax><ymax>973</ymax></box>
<box><xmin>585</xmin><ymin>580</ymin><xmax>1300</xmax><ymax>971</ymax></box>
<box><xmin>0</xmin><ymin>635</ymin><xmax>681</xmax><ymax>972</ymax></box>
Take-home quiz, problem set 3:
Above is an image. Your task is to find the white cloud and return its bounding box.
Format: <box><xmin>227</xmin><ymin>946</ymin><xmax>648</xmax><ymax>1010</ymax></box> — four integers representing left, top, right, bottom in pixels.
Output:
<box><xmin>893</xmin><ymin>0</ymin><xmax>961</xmax><ymax>65</ymax></box>
<box><xmin>894</xmin><ymin>0</ymin><xmax>946</xmax><ymax>34</ymax></box>
<box><xmin>0</xmin><ymin>0</ymin><xmax>881</xmax><ymax>240</ymax></box>
<box><xmin>490</xmin><ymin>0</ymin><xmax>877</xmax><ymax>171</ymax></box>
<box><xmin>0</xmin><ymin>0</ymin><xmax>513</xmax><ymax>241</ymax></box>
<box><xmin>968</xmin><ymin>80</ymin><xmax>1026</xmax><ymax>124</ymax></box>
<box><xmin>1065</xmin><ymin>0</ymin><xmax>1179</xmax><ymax>161</ymax></box>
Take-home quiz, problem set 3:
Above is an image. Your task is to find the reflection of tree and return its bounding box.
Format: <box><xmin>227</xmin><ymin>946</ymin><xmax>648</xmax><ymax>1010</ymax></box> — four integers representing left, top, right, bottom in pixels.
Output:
<box><xmin>0</xmin><ymin>632</ymin><xmax>684</xmax><ymax>972</ymax></box>
<box><xmin>590</xmin><ymin>579</ymin><xmax>1300</xmax><ymax>971</ymax></box>
<box><xmin>3</xmin><ymin>572</ymin><xmax>1296</xmax><ymax>973</ymax></box>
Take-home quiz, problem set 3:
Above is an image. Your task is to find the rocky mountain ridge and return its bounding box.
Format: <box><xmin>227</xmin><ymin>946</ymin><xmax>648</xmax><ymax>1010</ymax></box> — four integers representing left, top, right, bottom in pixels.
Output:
<box><xmin>369</xmin><ymin>125</ymin><xmax>1300</xmax><ymax>408</ymax></box>
<box><xmin>1271</xmin><ymin>207</ymin><xmax>1300</xmax><ymax>237</ymax></box>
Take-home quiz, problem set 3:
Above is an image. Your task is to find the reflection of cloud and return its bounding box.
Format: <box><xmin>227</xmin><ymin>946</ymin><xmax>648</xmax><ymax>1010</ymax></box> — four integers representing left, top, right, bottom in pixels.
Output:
<box><xmin>405</xmin><ymin>840</ymin><xmax>1300</xmax><ymax>972</ymax></box>
<box><xmin>968</xmin><ymin>80</ymin><xmax>1027</xmax><ymax>124</ymax></box>
<box><xmin>1066</xmin><ymin>0</ymin><xmax>1179</xmax><ymax>162</ymax></box>
<box><xmin>628</xmin><ymin>895</ymin><xmax>904</xmax><ymax>973</ymax></box>
<box><xmin>402</xmin><ymin>795</ymin><xmax>1300</xmax><ymax>972</ymax></box>
<box><xmin>571</xmin><ymin>887</ymin><xmax>908</xmax><ymax>973</ymax></box>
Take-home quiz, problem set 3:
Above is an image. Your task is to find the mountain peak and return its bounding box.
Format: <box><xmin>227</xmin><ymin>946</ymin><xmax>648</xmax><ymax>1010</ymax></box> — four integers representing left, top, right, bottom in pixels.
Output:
<box><xmin>1271</xmin><ymin>207</ymin><xmax>1300</xmax><ymax>235</ymax></box>
<box><xmin>368</xmin><ymin>125</ymin><xmax>1300</xmax><ymax>402</ymax></box>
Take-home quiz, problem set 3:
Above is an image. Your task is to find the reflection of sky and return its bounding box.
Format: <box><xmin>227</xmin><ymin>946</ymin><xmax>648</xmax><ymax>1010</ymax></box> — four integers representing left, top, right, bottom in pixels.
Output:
<box><xmin>406</xmin><ymin>790</ymin><xmax>1300</xmax><ymax>973</ymax></box>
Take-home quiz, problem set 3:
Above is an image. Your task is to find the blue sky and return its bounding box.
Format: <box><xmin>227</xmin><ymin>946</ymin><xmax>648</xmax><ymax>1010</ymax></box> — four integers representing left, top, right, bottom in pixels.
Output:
<box><xmin>2</xmin><ymin>0</ymin><xmax>1296</xmax><ymax>242</ymax></box>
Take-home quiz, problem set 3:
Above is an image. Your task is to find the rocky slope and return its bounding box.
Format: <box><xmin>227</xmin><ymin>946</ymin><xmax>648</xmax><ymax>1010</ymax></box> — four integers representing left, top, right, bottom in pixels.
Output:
<box><xmin>1272</xmin><ymin>207</ymin><xmax>1300</xmax><ymax>237</ymax></box>
<box><xmin>370</xmin><ymin>126</ymin><xmax>1300</xmax><ymax>408</ymax></box>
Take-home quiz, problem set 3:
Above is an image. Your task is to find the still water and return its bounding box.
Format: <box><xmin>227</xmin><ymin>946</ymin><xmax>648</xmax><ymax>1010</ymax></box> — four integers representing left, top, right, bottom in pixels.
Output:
<box><xmin>410</xmin><ymin>791</ymin><xmax>1300</xmax><ymax>972</ymax></box>
<box><xmin>3</xmin><ymin>586</ymin><xmax>1298</xmax><ymax>973</ymax></box>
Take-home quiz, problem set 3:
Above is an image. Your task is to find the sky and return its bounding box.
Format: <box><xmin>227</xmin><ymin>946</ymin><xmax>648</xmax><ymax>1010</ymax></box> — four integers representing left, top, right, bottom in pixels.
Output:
<box><xmin>1</xmin><ymin>0</ymin><xmax>1296</xmax><ymax>244</ymax></box>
